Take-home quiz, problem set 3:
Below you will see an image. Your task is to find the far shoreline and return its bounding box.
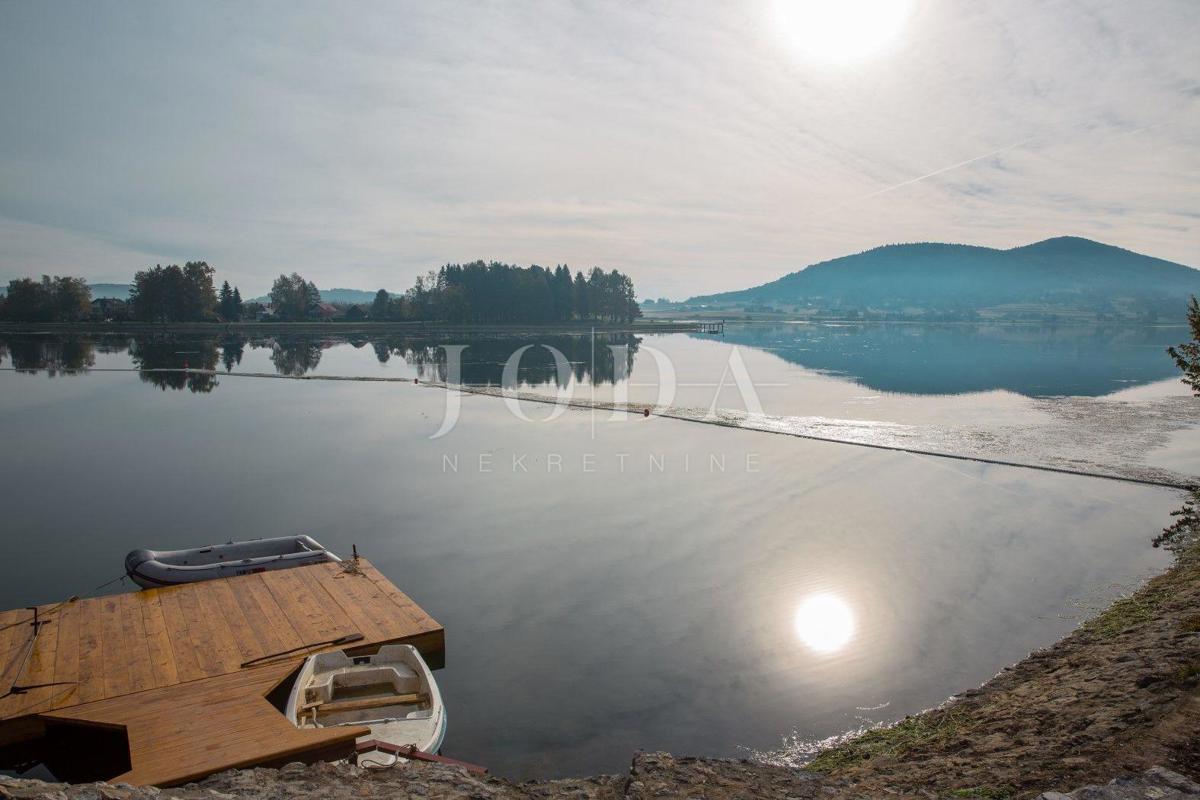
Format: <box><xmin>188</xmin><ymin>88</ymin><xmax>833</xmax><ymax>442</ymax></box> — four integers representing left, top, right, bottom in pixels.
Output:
<box><xmin>0</xmin><ymin>317</ymin><xmax>1189</xmax><ymax>335</ymax></box>
<box><xmin>0</xmin><ymin>319</ymin><xmax>713</xmax><ymax>335</ymax></box>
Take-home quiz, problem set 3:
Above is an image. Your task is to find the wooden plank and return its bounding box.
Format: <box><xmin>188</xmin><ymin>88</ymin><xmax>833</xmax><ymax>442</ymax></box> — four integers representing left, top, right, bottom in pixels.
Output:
<box><xmin>313</xmin><ymin>569</ymin><xmax>393</xmax><ymax>643</ymax></box>
<box><xmin>51</xmin><ymin>599</ymin><xmax>81</xmax><ymax>705</ymax></box>
<box><xmin>75</xmin><ymin>597</ymin><xmax>105</xmax><ymax>704</ymax></box>
<box><xmin>9</xmin><ymin>603</ymin><xmax>63</xmax><ymax>716</ymax></box>
<box><xmin>234</xmin><ymin>574</ymin><xmax>304</xmax><ymax>657</ymax></box>
<box><xmin>136</xmin><ymin>592</ymin><xmax>178</xmax><ymax>688</ymax></box>
<box><xmin>0</xmin><ymin>609</ymin><xmax>32</xmax><ymax>696</ymax></box>
<box><xmin>162</xmin><ymin>582</ymin><xmax>223</xmax><ymax>681</ymax></box>
<box><xmin>359</xmin><ymin>561</ymin><xmax>440</xmax><ymax>631</ymax></box>
<box><xmin>176</xmin><ymin>581</ymin><xmax>234</xmax><ymax>676</ymax></box>
<box><xmin>262</xmin><ymin>568</ymin><xmax>350</xmax><ymax>647</ymax></box>
<box><xmin>357</xmin><ymin>562</ymin><xmax>445</xmax><ymax>654</ymax></box>
<box><xmin>292</xmin><ymin>565</ymin><xmax>359</xmax><ymax>639</ymax></box>
<box><xmin>188</xmin><ymin>581</ymin><xmax>246</xmax><ymax>673</ymax></box>
<box><xmin>204</xmin><ymin>579</ymin><xmax>263</xmax><ymax>664</ymax></box>
<box><xmin>118</xmin><ymin>592</ymin><xmax>155</xmax><ymax>695</ymax></box>
<box><xmin>99</xmin><ymin>595</ymin><xmax>132</xmax><ymax>699</ymax></box>
<box><xmin>310</xmin><ymin>561</ymin><xmax>443</xmax><ymax>655</ymax></box>
<box><xmin>309</xmin><ymin>692</ymin><xmax>427</xmax><ymax>714</ymax></box>
<box><xmin>154</xmin><ymin>587</ymin><xmax>206</xmax><ymax>681</ymax></box>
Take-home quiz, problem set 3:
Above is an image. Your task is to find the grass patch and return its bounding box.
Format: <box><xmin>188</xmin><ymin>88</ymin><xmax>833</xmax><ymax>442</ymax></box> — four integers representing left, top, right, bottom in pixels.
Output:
<box><xmin>948</xmin><ymin>788</ymin><xmax>1013</xmax><ymax>799</ymax></box>
<box><xmin>1082</xmin><ymin>585</ymin><xmax>1169</xmax><ymax>638</ymax></box>
<box><xmin>805</xmin><ymin>711</ymin><xmax>964</xmax><ymax>774</ymax></box>
<box><xmin>1082</xmin><ymin>539</ymin><xmax>1200</xmax><ymax>639</ymax></box>
<box><xmin>1174</xmin><ymin>661</ymin><xmax>1200</xmax><ymax>684</ymax></box>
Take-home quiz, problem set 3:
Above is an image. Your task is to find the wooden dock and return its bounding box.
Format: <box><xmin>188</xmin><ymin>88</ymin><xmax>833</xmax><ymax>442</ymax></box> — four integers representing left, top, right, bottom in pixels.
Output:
<box><xmin>0</xmin><ymin>558</ymin><xmax>443</xmax><ymax>786</ymax></box>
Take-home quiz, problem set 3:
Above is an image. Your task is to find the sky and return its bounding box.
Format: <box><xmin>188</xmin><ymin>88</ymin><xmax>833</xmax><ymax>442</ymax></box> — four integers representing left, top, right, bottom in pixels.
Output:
<box><xmin>0</xmin><ymin>0</ymin><xmax>1197</xmax><ymax>300</ymax></box>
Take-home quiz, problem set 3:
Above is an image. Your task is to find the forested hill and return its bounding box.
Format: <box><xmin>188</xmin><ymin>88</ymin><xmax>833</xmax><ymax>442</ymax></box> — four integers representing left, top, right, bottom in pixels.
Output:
<box><xmin>686</xmin><ymin>237</ymin><xmax>1200</xmax><ymax>320</ymax></box>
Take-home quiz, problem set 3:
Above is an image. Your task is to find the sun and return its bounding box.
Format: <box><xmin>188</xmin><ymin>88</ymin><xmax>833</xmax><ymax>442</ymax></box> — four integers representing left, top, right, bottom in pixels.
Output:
<box><xmin>794</xmin><ymin>593</ymin><xmax>856</xmax><ymax>653</ymax></box>
<box><xmin>771</xmin><ymin>0</ymin><xmax>913</xmax><ymax>64</ymax></box>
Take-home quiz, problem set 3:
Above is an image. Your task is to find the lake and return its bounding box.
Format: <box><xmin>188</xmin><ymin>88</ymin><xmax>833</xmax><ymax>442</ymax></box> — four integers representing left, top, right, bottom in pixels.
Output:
<box><xmin>0</xmin><ymin>322</ymin><xmax>1196</xmax><ymax>779</ymax></box>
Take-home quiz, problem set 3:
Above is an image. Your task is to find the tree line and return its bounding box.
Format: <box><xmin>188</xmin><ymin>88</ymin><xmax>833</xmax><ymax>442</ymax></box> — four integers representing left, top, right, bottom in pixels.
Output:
<box><xmin>0</xmin><ymin>276</ymin><xmax>92</xmax><ymax>322</ymax></box>
<box><xmin>371</xmin><ymin>262</ymin><xmax>641</xmax><ymax>323</ymax></box>
<box><xmin>2</xmin><ymin>259</ymin><xmax>642</xmax><ymax>324</ymax></box>
<box><xmin>0</xmin><ymin>263</ymin><xmax>249</xmax><ymax>323</ymax></box>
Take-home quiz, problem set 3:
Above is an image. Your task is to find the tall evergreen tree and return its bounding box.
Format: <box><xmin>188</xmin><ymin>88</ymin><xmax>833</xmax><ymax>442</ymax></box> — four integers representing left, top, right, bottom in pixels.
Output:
<box><xmin>218</xmin><ymin>281</ymin><xmax>234</xmax><ymax>320</ymax></box>
<box><xmin>371</xmin><ymin>289</ymin><xmax>390</xmax><ymax>319</ymax></box>
<box><xmin>1167</xmin><ymin>296</ymin><xmax>1200</xmax><ymax>396</ymax></box>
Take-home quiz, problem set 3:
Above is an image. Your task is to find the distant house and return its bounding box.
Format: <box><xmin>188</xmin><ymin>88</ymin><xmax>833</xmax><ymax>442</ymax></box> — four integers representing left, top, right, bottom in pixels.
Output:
<box><xmin>315</xmin><ymin>302</ymin><xmax>338</xmax><ymax>320</ymax></box>
<box><xmin>90</xmin><ymin>297</ymin><xmax>128</xmax><ymax>321</ymax></box>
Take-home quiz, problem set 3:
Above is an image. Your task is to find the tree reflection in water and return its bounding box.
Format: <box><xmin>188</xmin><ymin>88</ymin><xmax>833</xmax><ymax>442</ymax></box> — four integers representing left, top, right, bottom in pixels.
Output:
<box><xmin>389</xmin><ymin>333</ymin><xmax>641</xmax><ymax>387</ymax></box>
<box><xmin>266</xmin><ymin>335</ymin><xmax>324</xmax><ymax>377</ymax></box>
<box><xmin>220</xmin><ymin>334</ymin><xmax>245</xmax><ymax>373</ymax></box>
<box><xmin>4</xmin><ymin>336</ymin><xmax>96</xmax><ymax>376</ymax></box>
<box><xmin>0</xmin><ymin>332</ymin><xmax>641</xmax><ymax>392</ymax></box>
<box><xmin>129</xmin><ymin>335</ymin><xmax>219</xmax><ymax>393</ymax></box>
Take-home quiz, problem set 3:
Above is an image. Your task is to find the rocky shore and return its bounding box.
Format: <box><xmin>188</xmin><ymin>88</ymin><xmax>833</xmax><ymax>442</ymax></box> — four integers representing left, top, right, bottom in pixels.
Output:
<box><xmin>2</xmin><ymin>757</ymin><xmax>1198</xmax><ymax>800</ymax></box>
<box><xmin>3</xmin><ymin>534</ymin><xmax>1197</xmax><ymax>800</ymax></box>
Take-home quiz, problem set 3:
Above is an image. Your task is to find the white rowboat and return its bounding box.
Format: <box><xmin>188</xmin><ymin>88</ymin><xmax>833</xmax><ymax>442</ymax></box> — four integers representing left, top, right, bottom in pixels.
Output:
<box><xmin>285</xmin><ymin>644</ymin><xmax>447</xmax><ymax>762</ymax></box>
<box><xmin>124</xmin><ymin>535</ymin><xmax>340</xmax><ymax>589</ymax></box>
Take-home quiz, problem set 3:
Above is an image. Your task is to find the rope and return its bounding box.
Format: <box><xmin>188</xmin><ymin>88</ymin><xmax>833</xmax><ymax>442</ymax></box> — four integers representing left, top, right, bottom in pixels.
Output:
<box><xmin>0</xmin><ymin>570</ymin><xmax>128</xmax><ymax>675</ymax></box>
<box><xmin>90</xmin><ymin>573</ymin><xmax>129</xmax><ymax>592</ymax></box>
<box><xmin>4</xmin><ymin>365</ymin><xmax>1194</xmax><ymax>489</ymax></box>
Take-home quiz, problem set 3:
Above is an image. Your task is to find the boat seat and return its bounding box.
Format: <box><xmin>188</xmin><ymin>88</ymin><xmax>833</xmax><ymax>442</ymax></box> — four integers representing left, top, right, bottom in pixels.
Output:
<box><xmin>304</xmin><ymin>664</ymin><xmax>420</xmax><ymax>707</ymax></box>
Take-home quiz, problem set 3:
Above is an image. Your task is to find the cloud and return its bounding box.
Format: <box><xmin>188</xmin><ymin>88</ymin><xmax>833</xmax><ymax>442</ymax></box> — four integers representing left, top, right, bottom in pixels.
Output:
<box><xmin>0</xmin><ymin>0</ymin><xmax>1196</xmax><ymax>299</ymax></box>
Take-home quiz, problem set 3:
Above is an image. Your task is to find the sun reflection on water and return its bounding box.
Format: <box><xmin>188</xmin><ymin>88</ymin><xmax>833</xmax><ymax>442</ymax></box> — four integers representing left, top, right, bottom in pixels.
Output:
<box><xmin>794</xmin><ymin>593</ymin><xmax>856</xmax><ymax>654</ymax></box>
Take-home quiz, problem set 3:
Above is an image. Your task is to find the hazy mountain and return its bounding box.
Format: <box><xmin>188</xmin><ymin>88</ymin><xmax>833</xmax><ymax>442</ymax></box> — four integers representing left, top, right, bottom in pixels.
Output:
<box><xmin>686</xmin><ymin>237</ymin><xmax>1200</xmax><ymax>320</ymax></box>
<box><xmin>248</xmin><ymin>287</ymin><xmax>385</xmax><ymax>305</ymax></box>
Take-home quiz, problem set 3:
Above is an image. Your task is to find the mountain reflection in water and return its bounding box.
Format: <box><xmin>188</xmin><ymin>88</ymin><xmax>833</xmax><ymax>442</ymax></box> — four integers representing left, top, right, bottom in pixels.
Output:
<box><xmin>709</xmin><ymin>323</ymin><xmax>1185</xmax><ymax>397</ymax></box>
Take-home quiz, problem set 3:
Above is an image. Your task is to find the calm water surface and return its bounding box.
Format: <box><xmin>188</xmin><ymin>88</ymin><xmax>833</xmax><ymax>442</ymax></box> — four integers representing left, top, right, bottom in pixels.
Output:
<box><xmin>0</xmin><ymin>324</ymin><xmax>1194</xmax><ymax>778</ymax></box>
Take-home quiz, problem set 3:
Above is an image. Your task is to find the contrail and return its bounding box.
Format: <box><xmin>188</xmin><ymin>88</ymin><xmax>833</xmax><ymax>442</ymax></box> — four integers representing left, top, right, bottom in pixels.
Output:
<box><xmin>846</xmin><ymin>121</ymin><xmax>1160</xmax><ymax>206</ymax></box>
<box><xmin>851</xmin><ymin>137</ymin><xmax>1037</xmax><ymax>203</ymax></box>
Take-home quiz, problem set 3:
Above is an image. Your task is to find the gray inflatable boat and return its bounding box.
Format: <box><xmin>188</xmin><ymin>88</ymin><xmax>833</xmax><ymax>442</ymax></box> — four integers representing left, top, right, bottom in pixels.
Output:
<box><xmin>124</xmin><ymin>535</ymin><xmax>340</xmax><ymax>588</ymax></box>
